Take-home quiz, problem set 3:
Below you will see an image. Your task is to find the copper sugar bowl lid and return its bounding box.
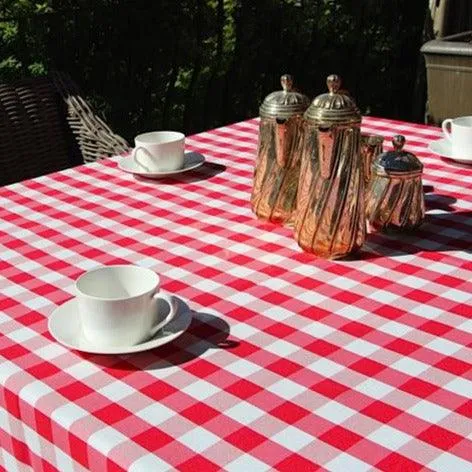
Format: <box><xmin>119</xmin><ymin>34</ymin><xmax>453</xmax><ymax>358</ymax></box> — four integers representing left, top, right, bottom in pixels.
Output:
<box><xmin>373</xmin><ymin>135</ymin><xmax>423</xmax><ymax>177</ymax></box>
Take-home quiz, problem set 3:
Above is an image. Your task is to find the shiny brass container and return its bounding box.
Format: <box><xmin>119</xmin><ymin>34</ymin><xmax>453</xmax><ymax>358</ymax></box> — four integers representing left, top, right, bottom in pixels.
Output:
<box><xmin>361</xmin><ymin>133</ymin><xmax>384</xmax><ymax>185</ymax></box>
<box><xmin>294</xmin><ymin>75</ymin><xmax>365</xmax><ymax>259</ymax></box>
<box><xmin>251</xmin><ymin>74</ymin><xmax>310</xmax><ymax>224</ymax></box>
<box><xmin>366</xmin><ymin>135</ymin><xmax>425</xmax><ymax>232</ymax></box>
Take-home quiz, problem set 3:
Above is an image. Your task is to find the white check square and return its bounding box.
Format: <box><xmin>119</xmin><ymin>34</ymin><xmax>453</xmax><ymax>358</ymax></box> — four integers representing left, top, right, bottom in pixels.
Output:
<box><xmin>24</xmin><ymin>297</ymin><xmax>51</xmax><ymax>310</ymax></box>
<box><xmin>355</xmin><ymin>379</ymin><xmax>395</xmax><ymax>399</ymax></box>
<box><xmin>2</xmin><ymin>284</ymin><xmax>26</xmax><ymax>297</ymax></box>
<box><xmin>267</xmin><ymin>379</ymin><xmax>305</xmax><ymax>400</ymax></box>
<box><xmin>54</xmin><ymin>446</ymin><xmax>75</xmax><ymax>472</ymax></box>
<box><xmin>316</xmin><ymin>401</ymin><xmax>356</xmax><ymax>424</ymax></box>
<box><xmin>19</xmin><ymin>381</ymin><xmax>54</xmax><ymax>406</ymax></box>
<box><xmin>226</xmin><ymin>454</ymin><xmax>271</xmax><ymax>472</ymax></box>
<box><xmin>8</xmin><ymin>327</ymin><xmax>37</xmax><ymax>343</ymax></box>
<box><xmin>400</xmin><ymin>275</ymin><xmax>428</xmax><ymax>289</ymax></box>
<box><xmin>226</xmin><ymin>292</ymin><xmax>259</xmax><ymax>306</ymax></box>
<box><xmin>303</xmin><ymin>321</ymin><xmax>336</xmax><ymax>338</ymax></box>
<box><xmin>182</xmin><ymin>379</ymin><xmax>220</xmax><ymax>401</ymax></box>
<box><xmin>225</xmin><ymin>401</ymin><xmax>265</xmax><ymax>425</ymax></box>
<box><xmin>345</xmin><ymin>339</ymin><xmax>379</xmax><ymax>357</ymax></box>
<box><xmin>336</xmin><ymin>305</ymin><xmax>369</xmax><ymax>321</ymax></box>
<box><xmin>326</xmin><ymin>452</ymin><xmax>371</xmax><ymax>472</ymax></box>
<box><xmin>369</xmin><ymin>289</ymin><xmax>399</xmax><ymax>303</ymax></box>
<box><xmin>225</xmin><ymin>359</ymin><xmax>261</xmax><ymax>377</ymax></box>
<box><xmin>51</xmin><ymin>403</ymin><xmax>89</xmax><ymax>429</ymax></box>
<box><xmin>444</xmin><ymin>377</ymin><xmax>472</xmax><ymax>397</ymax></box>
<box><xmin>429</xmin><ymin>452</ymin><xmax>472</xmax><ymax>472</ymax></box>
<box><xmin>262</xmin><ymin>307</ymin><xmax>293</xmax><ymax>321</ymax></box>
<box><xmin>379</xmin><ymin>321</ymin><xmax>412</xmax><ymax>337</ymax></box>
<box><xmin>410</xmin><ymin>304</ymin><xmax>443</xmax><ymax>320</ymax></box>
<box><xmin>408</xmin><ymin>400</ymin><xmax>451</xmax><ymax>423</ymax></box>
<box><xmin>330</xmin><ymin>276</ymin><xmax>360</xmax><ymax>290</ymax></box>
<box><xmin>427</xmin><ymin>338</ymin><xmax>462</xmax><ymax>355</ymax></box>
<box><xmin>135</xmin><ymin>403</ymin><xmax>175</xmax><ymax>427</ymax></box>
<box><xmin>193</xmin><ymin>279</ymin><xmax>222</xmax><ymax>293</ymax></box>
<box><xmin>271</xmin><ymin>425</ymin><xmax>313</xmax><ymax>452</ymax></box>
<box><xmin>1</xmin><ymin>449</ymin><xmax>22</xmax><ymax>472</ymax></box>
<box><xmin>99</xmin><ymin>381</ymin><xmax>135</xmax><ymax>402</ymax></box>
<box><xmin>265</xmin><ymin>339</ymin><xmax>299</xmax><ymax>357</ymax></box>
<box><xmin>230</xmin><ymin>323</ymin><xmax>259</xmax><ymax>339</ymax></box>
<box><xmin>129</xmin><ymin>454</ymin><xmax>173</xmax><ymax>472</ymax></box>
<box><xmin>179</xmin><ymin>426</ymin><xmax>220</xmax><ymax>453</ymax></box>
<box><xmin>458</xmin><ymin>319</ymin><xmax>472</xmax><ymax>334</ymax></box>
<box><xmin>367</xmin><ymin>425</ymin><xmax>411</xmax><ymax>450</ymax></box>
<box><xmin>88</xmin><ymin>426</ymin><xmax>128</xmax><ymax>455</ymax></box>
<box><xmin>295</xmin><ymin>291</ymin><xmax>328</xmax><ymax>305</ymax></box>
<box><xmin>23</xmin><ymin>424</ymin><xmax>41</xmax><ymax>456</ymax></box>
<box><xmin>308</xmin><ymin>358</ymin><xmax>344</xmax><ymax>377</ymax></box>
<box><xmin>35</xmin><ymin>343</ymin><xmax>67</xmax><ymax>361</ymax></box>
<box><xmin>391</xmin><ymin>358</ymin><xmax>429</xmax><ymax>376</ymax></box>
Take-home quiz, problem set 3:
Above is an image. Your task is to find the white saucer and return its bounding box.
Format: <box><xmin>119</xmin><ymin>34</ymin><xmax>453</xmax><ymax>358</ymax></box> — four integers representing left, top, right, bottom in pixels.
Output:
<box><xmin>118</xmin><ymin>152</ymin><xmax>205</xmax><ymax>178</ymax></box>
<box><xmin>428</xmin><ymin>138</ymin><xmax>472</xmax><ymax>164</ymax></box>
<box><xmin>48</xmin><ymin>295</ymin><xmax>192</xmax><ymax>354</ymax></box>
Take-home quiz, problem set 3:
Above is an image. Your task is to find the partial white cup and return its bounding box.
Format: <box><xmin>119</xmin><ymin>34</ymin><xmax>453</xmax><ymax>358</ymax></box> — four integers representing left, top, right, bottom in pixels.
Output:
<box><xmin>442</xmin><ymin>116</ymin><xmax>472</xmax><ymax>159</ymax></box>
<box><xmin>132</xmin><ymin>131</ymin><xmax>185</xmax><ymax>172</ymax></box>
<box><xmin>75</xmin><ymin>265</ymin><xmax>177</xmax><ymax>347</ymax></box>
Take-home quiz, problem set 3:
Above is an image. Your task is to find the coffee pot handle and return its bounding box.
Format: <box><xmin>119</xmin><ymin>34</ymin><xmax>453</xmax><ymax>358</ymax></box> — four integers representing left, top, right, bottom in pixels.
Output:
<box><xmin>442</xmin><ymin>119</ymin><xmax>453</xmax><ymax>141</ymax></box>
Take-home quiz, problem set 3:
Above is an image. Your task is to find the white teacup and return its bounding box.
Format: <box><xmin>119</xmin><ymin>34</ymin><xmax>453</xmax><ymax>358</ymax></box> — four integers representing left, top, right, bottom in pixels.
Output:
<box><xmin>442</xmin><ymin>116</ymin><xmax>472</xmax><ymax>159</ymax></box>
<box><xmin>132</xmin><ymin>131</ymin><xmax>185</xmax><ymax>172</ymax></box>
<box><xmin>75</xmin><ymin>265</ymin><xmax>177</xmax><ymax>347</ymax></box>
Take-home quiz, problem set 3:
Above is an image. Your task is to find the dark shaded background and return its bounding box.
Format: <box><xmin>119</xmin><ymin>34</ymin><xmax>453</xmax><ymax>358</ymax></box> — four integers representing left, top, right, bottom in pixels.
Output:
<box><xmin>1</xmin><ymin>0</ymin><xmax>432</xmax><ymax>140</ymax></box>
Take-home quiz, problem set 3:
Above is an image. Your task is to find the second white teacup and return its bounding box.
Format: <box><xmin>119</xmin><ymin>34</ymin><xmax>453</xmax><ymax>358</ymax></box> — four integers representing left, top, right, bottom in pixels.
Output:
<box><xmin>75</xmin><ymin>265</ymin><xmax>177</xmax><ymax>347</ymax></box>
<box><xmin>442</xmin><ymin>116</ymin><xmax>472</xmax><ymax>159</ymax></box>
<box><xmin>132</xmin><ymin>131</ymin><xmax>185</xmax><ymax>172</ymax></box>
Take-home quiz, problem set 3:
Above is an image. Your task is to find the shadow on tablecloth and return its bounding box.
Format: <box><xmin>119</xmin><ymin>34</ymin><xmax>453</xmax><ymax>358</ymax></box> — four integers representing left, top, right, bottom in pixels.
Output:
<box><xmin>133</xmin><ymin>160</ymin><xmax>227</xmax><ymax>185</ymax></box>
<box><xmin>82</xmin><ymin>307</ymin><xmax>239</xmax><ymax>371</ymax></box>
<box><xmin>361</xmin><ymin>207</ymin><xmax>472</xmax><ymax>259</ymax></box>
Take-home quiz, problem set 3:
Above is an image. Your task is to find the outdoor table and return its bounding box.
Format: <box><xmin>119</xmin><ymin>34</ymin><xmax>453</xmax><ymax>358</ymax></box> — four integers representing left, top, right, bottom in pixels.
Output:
<box><xmin>1</xmin><ymin>116</ymin><xmax>471</xmax><ymax>471</ymax></box>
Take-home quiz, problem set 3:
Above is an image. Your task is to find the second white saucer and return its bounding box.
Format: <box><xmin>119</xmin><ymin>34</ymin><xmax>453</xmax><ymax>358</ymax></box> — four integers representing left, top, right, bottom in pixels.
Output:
<box><xmin>118</xmin><ymin>151</ymin><xmax>205</xmax><ymax>178</ymax></box>
<box><xmin>428</xmin><ymin>138</ymin><xmax>472</xmax><ymax>164</ymax></box>
<box><xmin>48</xmin><ymin>295</ymin><xmax>192</xmax><ymax>354</ymax></box>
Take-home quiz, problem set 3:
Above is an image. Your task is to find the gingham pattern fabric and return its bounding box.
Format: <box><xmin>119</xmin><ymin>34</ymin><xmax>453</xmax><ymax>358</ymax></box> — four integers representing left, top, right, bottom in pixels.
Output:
<box><xmin>1</xmin><ymin>116</ymin><xmax>471</xmax><ymax>472</ymax></box>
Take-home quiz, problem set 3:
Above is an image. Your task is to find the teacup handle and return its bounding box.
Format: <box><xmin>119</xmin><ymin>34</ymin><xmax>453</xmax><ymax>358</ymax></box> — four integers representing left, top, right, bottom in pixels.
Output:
<box><xmin>149</xmin><ymin>291</ymin><xmax>177</xmax><ymax>337</ymax></box>
<box><xmin>442</xmin><ymin>119</ymin><xmax>453</xmax><ymax>141</ymax></box>
<box><xmin>132</xmin><ymin>146</ymin><xmax>158</xmax><ymax>171</ymax></box>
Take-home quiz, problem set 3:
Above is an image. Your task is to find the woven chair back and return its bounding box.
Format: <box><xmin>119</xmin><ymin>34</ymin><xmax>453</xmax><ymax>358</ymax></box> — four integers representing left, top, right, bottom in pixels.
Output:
<box><xmin>0</xmin><ymin>76</ymin><xmax>82</xmax><ymax>186</ymax></box>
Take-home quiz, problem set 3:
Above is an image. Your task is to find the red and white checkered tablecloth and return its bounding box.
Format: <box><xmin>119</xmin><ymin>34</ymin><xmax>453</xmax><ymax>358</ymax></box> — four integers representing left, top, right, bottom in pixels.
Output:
<box><xmin>1</xmin><ymin>116</ymin><xmax>471</xmax><ymax>472</ymax></box>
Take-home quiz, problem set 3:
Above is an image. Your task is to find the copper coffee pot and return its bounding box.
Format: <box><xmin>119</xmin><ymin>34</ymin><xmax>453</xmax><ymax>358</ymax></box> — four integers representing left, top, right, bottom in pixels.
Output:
<box><xmin>251</xmin><ymin>74</ymin><xmax>310</xmax><ymax>224</ymax></box>
<box><xmin>294</xmin><ymin>75</ymin><xmax>365</xmax><ymax>259</ymax></box>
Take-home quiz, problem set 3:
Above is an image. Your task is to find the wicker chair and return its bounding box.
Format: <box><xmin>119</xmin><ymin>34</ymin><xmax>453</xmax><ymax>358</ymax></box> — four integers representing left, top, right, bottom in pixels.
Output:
<box><xmin>0</xmin><ymin>72</ymin><xmax>130</xmax><ymax>186</ymax></box>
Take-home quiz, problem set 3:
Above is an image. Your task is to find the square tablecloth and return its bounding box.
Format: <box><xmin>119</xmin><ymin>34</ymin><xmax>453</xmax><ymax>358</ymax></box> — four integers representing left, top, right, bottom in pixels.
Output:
<box><xmin>1</xmin><ymin>117</ymin><xmax>471</xmax><ymax>471</ymax></box>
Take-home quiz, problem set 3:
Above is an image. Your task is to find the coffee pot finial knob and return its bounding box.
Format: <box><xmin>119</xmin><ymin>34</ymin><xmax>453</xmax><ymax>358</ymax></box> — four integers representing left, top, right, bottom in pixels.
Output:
<box><xmin>280</xmin><ymin>74</ymin><xmax>294</xmax><ymax>92</ymax></box>
<box><xmin>327</xmin><ymin>74</ymin><xmax>341</xmax><ymax>94</ymax></box>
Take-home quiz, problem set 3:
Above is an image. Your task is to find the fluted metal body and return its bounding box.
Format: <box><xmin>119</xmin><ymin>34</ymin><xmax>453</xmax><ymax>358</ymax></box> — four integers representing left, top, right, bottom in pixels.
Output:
<box><xmin>366</xmin><ymin>135</ymin><xmax>425</xmax><ymax>232</ymax></box>
<box><xmin>361</xmin><ymin>133</ymin><xmax>384</xmax><ymax>185</ymax></box>
<box><xmin>294</xmin><ymin>75</ymin><xmax>365</xmax><ymax>259</ymax></box>
<box><xmin>251</xmin><ymin>75</ymin><xmax>310</xmax><ymax>224</ymax></box>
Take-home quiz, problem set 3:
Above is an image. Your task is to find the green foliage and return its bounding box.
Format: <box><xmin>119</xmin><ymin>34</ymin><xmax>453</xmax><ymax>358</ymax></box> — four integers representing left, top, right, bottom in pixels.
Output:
<box><xmin>0</xmin><ymin>0</ymin><xmax>428</xmax><ymax>139</ymax></box>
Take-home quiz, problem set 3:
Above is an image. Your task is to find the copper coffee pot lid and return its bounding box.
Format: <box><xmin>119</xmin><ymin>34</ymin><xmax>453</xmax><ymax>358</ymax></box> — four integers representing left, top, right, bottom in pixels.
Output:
<box><xmin>259</xmin><ymin>74</ymin><xmax>310</xmax><ymax>119</ymax></box>
<box><xmin>304</xmin><ymin>74</ymin><xmax>361</xmax><ymax>126</ymax></box>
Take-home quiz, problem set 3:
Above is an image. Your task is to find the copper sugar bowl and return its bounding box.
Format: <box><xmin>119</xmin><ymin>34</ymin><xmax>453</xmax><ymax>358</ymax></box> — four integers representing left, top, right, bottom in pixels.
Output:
<box><xmin>366</xmin><ymin>135</ymin><xmax>425</xmax><ymax>232</ymax></box>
